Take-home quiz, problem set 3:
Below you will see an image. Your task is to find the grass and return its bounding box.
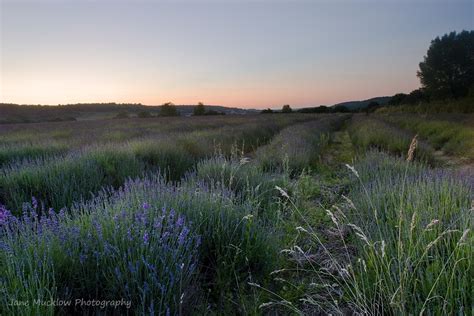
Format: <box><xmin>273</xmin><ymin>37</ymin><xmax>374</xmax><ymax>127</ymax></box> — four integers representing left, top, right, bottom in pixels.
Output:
<box><xmin>342</xmin><ymin>152</ymin><xmax>472</xmax><ymax>314</ymax></box>
<box><xmin>262</xmin><ymin>150</ymin><xmax>472</xmax><ymax>315</ymax></box>
<box><xmin>379</xmin><ymin>114</ymin><xmax>474</xmax><ymax>160</ymax></box>
<box><xmin>0</xmin><ymin>112</ymin><xmax>472</xmax><ymax>315</ymax></box>
<box><xmin>349</xmin><ymin>115</ymin><xmax>435</xmax><ymax>164</ymax></box>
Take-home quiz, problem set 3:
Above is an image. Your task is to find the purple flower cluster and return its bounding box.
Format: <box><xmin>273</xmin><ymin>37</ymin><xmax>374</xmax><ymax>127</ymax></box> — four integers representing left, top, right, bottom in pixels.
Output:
<box><xmin>0</xmin><ymin>204</ymin><xmax>11</xmax><ymax>226</ymax></box>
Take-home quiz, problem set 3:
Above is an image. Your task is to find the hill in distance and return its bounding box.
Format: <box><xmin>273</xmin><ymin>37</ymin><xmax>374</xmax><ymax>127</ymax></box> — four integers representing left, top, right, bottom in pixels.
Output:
<box><xmin>331</xmin><ymin>96</ymin><xmax>391</xmax><ymax>110</ymax></box>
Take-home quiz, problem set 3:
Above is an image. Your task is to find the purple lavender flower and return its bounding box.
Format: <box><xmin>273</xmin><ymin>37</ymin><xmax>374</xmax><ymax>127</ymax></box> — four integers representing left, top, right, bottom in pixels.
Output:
<box><xmin>31</xmin><ymin>196</ymin><xmax>38</xmax><ymax>210</ymax></box>
<box><xmin>178</xmin><ymin>226</ymin><xmax>189</xmax><ymax>245</ymax></box>
<box><xmin>143</xmin><ymin>232</ymin><xmax>149</xmax><ymax>244</ymax></box>
<box><xmin>0</xmin><ymin>204</ymin><xmax>11</xmax><ymax>226</ymax></box>
<box><xmin>153</xmin><ymin>217</ymin><xmax>162</xmax><ymax>229</ymax></box>
<box><xmin>176</xmin><ymin>215</ymin><xmax>184</xmax><ymax>227</ymax></box>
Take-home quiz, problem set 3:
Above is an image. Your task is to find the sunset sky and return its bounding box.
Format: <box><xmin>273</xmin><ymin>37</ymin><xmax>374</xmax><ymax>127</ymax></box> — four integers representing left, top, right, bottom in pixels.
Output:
<box><xmin>1</xmin><ymin>0</ymin><xmax>472</xmax><ymax>108</ymax></box>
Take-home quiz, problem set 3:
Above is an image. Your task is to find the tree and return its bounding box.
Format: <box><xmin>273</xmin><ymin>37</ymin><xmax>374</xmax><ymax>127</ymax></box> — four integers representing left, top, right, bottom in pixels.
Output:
<box><xmin>281</xmin><ymin>104</ymin><xmax>292</xmax><ymax>113</ymax></box>
<box><xmin>418</xmin><ymin>30</ymin><xmax>474</xmax><ymax>99</ymax></box>
<box><xmin>260</xmin><ymin>108</ymin><xmax>273</xmax><ymax>114</ymax></box>
<box><xmin>160</xmin><ymin>102</ymin><xmax>179</xmax><ymax>117</ymax></box>
<box><xmin>193</xmin><ymin>102</ymin><xmax>205</xmax><ymax>116</ymax></box>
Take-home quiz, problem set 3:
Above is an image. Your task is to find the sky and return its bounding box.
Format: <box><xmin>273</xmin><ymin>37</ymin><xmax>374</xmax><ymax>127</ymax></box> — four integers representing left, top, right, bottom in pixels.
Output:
<box><xmin>0</xmin><ymin>0</ymin><xmax>472</xmax><ymax>108</ymax></box>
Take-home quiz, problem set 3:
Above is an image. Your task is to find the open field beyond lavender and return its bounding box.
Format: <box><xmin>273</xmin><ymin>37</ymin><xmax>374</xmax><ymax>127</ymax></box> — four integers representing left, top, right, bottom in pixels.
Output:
<box><xmin>0</xmin><ymin>112</ymin><xmax>472</xmax><ymax>315</ymax></box>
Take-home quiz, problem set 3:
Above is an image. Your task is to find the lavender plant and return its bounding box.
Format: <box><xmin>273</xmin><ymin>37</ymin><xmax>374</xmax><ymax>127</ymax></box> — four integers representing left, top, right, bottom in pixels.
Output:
<box><xmin>77</xmin><ymin>175</ymin><xmax>279</xmax><ymax>313</ymax></box>
<box><xmin>0</xmin><ymin>199</ymin><xmax>200</xmax><ymax>315</ymax></box>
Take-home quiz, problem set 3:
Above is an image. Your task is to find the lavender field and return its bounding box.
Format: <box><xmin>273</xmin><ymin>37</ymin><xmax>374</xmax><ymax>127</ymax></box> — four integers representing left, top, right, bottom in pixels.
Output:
<box><xmin>0</xmin><ymin>113</ymin><xmax>472</xmax><ymax>315</ymax></box>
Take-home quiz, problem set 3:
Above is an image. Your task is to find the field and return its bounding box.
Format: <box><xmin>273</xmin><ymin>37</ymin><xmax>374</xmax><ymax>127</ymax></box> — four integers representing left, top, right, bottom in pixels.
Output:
<box><xmin>0</xmin><ymin>112</ymin><xmax>472</xmax><ymax>315</ymax></box>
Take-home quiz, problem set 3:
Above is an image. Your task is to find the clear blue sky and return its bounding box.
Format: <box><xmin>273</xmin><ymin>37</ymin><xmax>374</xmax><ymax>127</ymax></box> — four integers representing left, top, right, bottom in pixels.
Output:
<box><xmin>1</xmin><ymin>0</ymin><xmax>472</xmax><ymax>108</ymax></box>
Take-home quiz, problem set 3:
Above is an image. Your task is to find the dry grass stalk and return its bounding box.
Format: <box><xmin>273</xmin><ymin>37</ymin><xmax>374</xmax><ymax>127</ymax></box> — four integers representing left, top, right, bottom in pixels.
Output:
<box><xmin>406</xmin><ymin>134</ymin><xmax>418</xmax><ymax>162</ymax></box>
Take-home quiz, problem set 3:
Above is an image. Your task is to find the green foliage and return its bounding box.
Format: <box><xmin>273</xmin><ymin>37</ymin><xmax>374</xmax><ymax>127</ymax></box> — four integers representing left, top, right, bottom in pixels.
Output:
<box><xmin>0</xmin><ymin>144</ymin><xmax>68</xmax><ymax>167</ymax></box>
<box><xmin>160</xmin><ymin>102</ymin><xmax>179</xmax><ymax>117</ymax></box>
<box><xmin>268</xmin><ymin>152</ymin><xmax>472</xmax><ymax>315</ymax></box>
<box><xmin>193</xmin><ymin>102</ymin><xmax>206</xmax><ymax>116</ymax></box>
<box><xmin>193</xmin><ymin>155</ymin><xmax>291</xmax><ymax>220</ymax></box>
<box><xmin>343</xmin><ymin>152</ymin><xmax>472</xmax><ymax>314</ymax></box>
<box><xmin>381</xmin><ymin>114</ymin><xmax>474</xmax><ymax>159</ymax></box>
<box><xmin>418</xmin><ymin>30</ymin><xmax>474</xmax><ymax>99</ymax></box>
<box><xmin>0</xmin><ymin>148</ymin><xmax>143</xmax><ymax>212</ymax></box>
<box><xmin>348</xmin><ymin>115</ymin><xmax>435</xmax><ymax>163</ymax></box>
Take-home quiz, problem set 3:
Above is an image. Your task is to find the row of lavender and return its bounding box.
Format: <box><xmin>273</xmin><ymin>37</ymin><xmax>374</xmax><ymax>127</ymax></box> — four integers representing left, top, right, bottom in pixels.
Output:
<box><xmin>0</xmin><ymin>115</ymin><xmax>348</xmax><ymax>314</ymax></box>
<box><xmin>0</xmin><ymin>114</ymin><xmax>318</xmax><ymax>213</ymax></box>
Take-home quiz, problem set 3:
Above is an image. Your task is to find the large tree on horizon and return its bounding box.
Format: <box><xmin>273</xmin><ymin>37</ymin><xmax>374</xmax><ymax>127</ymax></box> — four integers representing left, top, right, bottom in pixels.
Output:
<box><xmin>417</xmin><ymin>30</ymin><xmax>474</xmax><ymax>99</ymax></box>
